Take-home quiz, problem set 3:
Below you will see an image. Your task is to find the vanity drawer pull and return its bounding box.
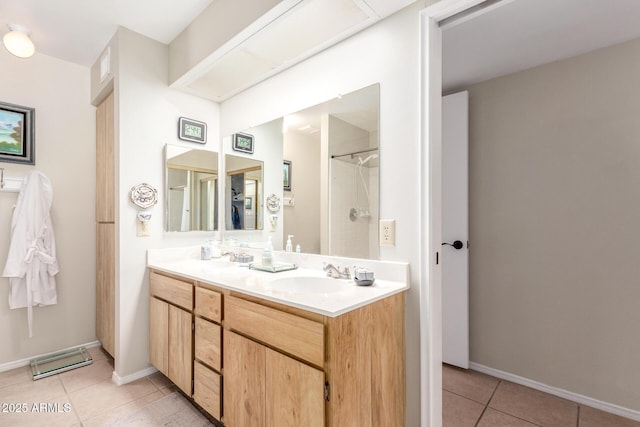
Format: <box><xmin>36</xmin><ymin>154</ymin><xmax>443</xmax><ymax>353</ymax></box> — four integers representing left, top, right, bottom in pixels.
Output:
<box><xmin>195</xmin><ymin>287</ymin><xmax>222</xmax><ymax>323</ymax></box>
<box><xmin>225</xmin><ymin>295</ymin><xmax>324</xmax><ymax>367</ymax></box>
<box><xmin>150</xmin><ymin>271</ymin><xmax>193</xmax><ymax>311</ymax></box>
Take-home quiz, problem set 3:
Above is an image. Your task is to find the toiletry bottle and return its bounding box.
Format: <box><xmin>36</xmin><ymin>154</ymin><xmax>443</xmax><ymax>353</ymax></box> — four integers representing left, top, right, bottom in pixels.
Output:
<box><xmin>296</xmin><ymin>244</ymin><xmax>301</xmax><ymax>253</ymax></box>
<box><xmin>286</xmin><ymin>235</ymin><xmax>294</xmax><ymax>252</ymax></box>
<box><xmin>201</xmin><ymin>240</ymin><xmax>212</xmax><ymax>260</ymax></box>
<box><xmin>211</xmin><ymin>240</ymin><xmax>221</xmax><ymax>258</ymax></box>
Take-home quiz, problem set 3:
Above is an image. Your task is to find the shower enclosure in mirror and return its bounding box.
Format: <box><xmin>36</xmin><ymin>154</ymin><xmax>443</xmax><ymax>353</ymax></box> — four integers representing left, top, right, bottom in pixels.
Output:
<box><xmin>165</xmin><ymin>144</ymin><xmax>218</xmax><ymax>232</ymax></box>
<box><xmin>223</xmin><ymin>83</ymin><xmax>379</xmax><ymax>259</ymax></box>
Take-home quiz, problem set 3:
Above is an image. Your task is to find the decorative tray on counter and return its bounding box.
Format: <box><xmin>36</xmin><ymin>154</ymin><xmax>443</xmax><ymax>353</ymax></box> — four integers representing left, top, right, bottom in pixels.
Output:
<box><xmin>249</xmin><ymin>262</ymin><xmax>298</xmax><ymax>273</ymax></box>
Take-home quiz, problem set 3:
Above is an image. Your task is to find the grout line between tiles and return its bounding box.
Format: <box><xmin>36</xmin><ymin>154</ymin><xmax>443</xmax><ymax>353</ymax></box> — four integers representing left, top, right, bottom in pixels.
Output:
<box><xmin>474</xmin><ymin>379</ymin><xmax>501</xmax><ymax>427</ymax></box>
<box><xmin>576</xmin><ymin>405</ymin><xmax>580</xmax><ymax>427</ymax></box>
<box><xmin>488</xmin><ymin>407</ymin><xmax>544</xmax><ymax>427</ymax></box>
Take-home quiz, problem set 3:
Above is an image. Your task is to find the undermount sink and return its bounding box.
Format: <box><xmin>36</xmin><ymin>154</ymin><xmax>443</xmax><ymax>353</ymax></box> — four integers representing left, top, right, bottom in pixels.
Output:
<box><xmin>266</xmin><ymin>277</ymin><xmax>351</xmax><ymax>295</ymax></box>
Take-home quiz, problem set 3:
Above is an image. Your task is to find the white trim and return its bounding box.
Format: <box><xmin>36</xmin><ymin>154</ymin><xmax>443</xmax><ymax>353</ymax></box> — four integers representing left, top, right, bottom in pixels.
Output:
<box><xmin>419</xmin><ymin>10</ymin><xmax>443</xmax><ymax>427</ymax></box>
<box><xmin>423</xmin><ymin>0</ymin><xmax>486</xmax><ymax>22</ymax></box>
<box><xmin>420</xmin><ymin>1</ymin><xmax>513</xmax><ymax>426</ymax></box>
<box><xmin>112</xmin><ymin>366</ymin><xmax>158</xmax><ymax>386</ymax></box>
<box><xmin>0</xmin><ymin>340</ymin><xmax>101</xmax><ymax>373</ymax></box>
<box><xmin>470</xmin><ymin>362</ymin><xmax>640</xmax><ymax>422</ymax></box>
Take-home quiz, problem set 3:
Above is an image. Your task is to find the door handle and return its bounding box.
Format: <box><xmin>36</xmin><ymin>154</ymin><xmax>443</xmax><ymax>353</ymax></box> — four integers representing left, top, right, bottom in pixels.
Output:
<box><xmin>442</xmin><ymin>240</ymin><xmax>464</xmax><ymax>250</ymax></box>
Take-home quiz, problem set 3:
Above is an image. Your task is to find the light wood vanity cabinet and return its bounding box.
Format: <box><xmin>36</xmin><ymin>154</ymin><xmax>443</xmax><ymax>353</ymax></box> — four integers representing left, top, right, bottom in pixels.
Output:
<box><xmin>149</xmin><ymin>272</ymin><xmax>193</xmax><ymax>396</ymax></box>
<box><xmin>223</xmin><ymin>292</ymin><xmax>405</xmax><ymax>427</ymax></box>
<box><xmin>148</xmin><ymin>269</ymin><xmax>405</xmax><ymax>427</ymax></box>
<box><xmin>224</xmin><ymin>296</ymin><xmax>325</xmax><ymax>427</ymax></box>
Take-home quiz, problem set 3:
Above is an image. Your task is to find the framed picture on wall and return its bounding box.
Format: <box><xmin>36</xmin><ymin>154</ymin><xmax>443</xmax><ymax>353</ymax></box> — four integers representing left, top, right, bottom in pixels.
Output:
<box><xmin>283</xmin><ymin>160</ymin><xmax>292</xmax><ymax>191</ymax></box>
<box><xmin>178</xmin><ymin>117</ymin><xmax>207</xmax><ymax>143</ymax></box>
<box><xmin>232</xmin><ymin>132</ymin><xmax>254</xmax><ymax>154</ymax></box>
<box><xmin>0</xmin><ymin>101</ymin><xmax>35</xmax><ymax>165</ymax></box>
<box><xmin>245</xmin><ymin>197</ymin><xmax>253</xmax><ymax>210</ymax></box>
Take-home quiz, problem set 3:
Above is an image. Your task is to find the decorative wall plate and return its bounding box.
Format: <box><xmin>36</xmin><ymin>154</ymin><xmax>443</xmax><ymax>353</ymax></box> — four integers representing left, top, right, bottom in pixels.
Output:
<box><xmin>266</xmin><ymin>194</ymin><xmax>281</xmax><ymax>212</ymax></box>
<box><xmin>130</xmin><ymin>183</ymin><xmax>158</xmax><ymax>209</ymax></box>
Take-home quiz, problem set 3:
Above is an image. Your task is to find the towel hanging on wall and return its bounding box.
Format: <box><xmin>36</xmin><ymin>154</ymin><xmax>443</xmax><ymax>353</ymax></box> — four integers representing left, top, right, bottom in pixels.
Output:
<box><xmin>2</xmin><ymin>171</ymin><xmax>58</xmax><ymax>337</ymax></box>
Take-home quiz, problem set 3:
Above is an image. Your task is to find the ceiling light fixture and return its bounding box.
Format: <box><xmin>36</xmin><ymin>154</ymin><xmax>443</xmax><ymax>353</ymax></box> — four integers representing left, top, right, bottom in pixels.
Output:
<box><xmin>3</xmin><ymin>24</ymin><xmax>35</xmax><ymax>58</ymax></box>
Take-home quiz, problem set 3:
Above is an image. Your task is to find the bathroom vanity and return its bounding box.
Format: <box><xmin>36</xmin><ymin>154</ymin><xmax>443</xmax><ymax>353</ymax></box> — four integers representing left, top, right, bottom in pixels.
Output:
<box><xmin>147</xmin><ymin>247</ymin><xmax>408</xmax><ymax>426</ymax></box>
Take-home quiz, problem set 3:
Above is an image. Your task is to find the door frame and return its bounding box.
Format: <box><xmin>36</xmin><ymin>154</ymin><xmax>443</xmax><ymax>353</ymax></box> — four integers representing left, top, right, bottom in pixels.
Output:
<box><xmin>419</xmin><ymin>1</ymin><xmax>497</xmax><ymax>425</ymax></box>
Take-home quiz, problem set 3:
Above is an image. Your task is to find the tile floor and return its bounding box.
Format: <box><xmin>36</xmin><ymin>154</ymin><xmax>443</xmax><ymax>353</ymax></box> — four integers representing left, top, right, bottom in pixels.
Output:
<box><xmin>4</xmin><ymin>349</ymin><xmax>639</xmax><ymax>426</ymax></box>
<box><xmin>0</xmin><ymin>346</ymin><xmax>204</xmax><ymax>427</ymax></box>
<box><xmin>443</xmin><ymin>363</ymin><xmax>640</xmax><ymax>427</ymax></box>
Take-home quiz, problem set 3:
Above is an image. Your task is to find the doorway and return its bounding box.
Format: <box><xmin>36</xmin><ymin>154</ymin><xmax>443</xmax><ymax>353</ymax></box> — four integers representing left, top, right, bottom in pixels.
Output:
<box><xmin>422</xmin><ymin>0</ymin><xmax>640</xmax><ymax>425</ymax></box>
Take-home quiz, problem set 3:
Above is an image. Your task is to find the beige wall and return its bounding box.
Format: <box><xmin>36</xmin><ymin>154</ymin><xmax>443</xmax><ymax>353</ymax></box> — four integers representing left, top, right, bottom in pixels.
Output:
<box><xmin>0</xmin><ymin>48</ymin><xmax>96</xmax><ymax>365</ymax></box>
<box><xmin>467</xmin><ymin>37</ymin><xmax>640</xmax><ymax>410</ymax></box>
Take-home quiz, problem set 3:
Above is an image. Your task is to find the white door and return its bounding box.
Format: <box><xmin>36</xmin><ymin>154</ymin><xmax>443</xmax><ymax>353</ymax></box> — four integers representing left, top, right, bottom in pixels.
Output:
<box><xmin>442</xmin><ymin>91</ymin><xmax>469</xmax><ymax>369</ymax></box>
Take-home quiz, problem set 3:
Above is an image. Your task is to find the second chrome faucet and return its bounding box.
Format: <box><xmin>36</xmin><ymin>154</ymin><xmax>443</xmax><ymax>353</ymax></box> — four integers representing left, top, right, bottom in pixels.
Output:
<box><xmin>323</xmin><ymin>263</ymin><xmax>351</xmax><ymax>279</ymax></box>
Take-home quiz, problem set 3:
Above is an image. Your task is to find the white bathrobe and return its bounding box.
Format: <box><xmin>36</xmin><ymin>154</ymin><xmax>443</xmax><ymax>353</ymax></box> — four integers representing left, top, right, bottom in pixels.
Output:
<box><xmin>2</xmin><ymin>171</ymin><xmax>59</xmax><ymax>337</ymax></box>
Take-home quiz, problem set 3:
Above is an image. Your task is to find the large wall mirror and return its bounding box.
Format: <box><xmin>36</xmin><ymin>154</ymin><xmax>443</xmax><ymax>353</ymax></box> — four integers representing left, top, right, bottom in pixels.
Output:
<box><xmin>223</xmin><ymin>83</ymin><xmax>379</xmax><ymax>259</ymax></box>
<box><xmin>165</xmin><ymin>144</ymin><xmax>218</xmax><ymax>232</ymax></box>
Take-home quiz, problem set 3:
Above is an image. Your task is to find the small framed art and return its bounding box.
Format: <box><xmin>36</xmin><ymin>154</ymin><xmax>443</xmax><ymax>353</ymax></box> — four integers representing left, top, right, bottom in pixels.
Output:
<box><xmin>283</xmin><ymin>160</ymin><xmax>292</xmax><ymax>191</ymax></box>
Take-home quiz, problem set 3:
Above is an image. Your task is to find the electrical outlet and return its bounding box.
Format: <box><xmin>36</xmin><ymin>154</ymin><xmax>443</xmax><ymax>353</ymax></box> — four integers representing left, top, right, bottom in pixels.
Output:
<box><xmin>379</xmin><ymin>219</ymin><xmax>396</xmax><ymax>246</ymax></box>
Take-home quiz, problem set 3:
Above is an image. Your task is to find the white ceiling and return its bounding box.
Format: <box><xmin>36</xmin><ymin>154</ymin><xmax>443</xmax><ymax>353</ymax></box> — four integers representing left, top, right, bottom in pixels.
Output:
<box><xmin>5</xmin><ymin>0</ymin><xmax>639</xmax><ymax>94</ymax></box>
<box><xmin>443</xmin><ymin>0</ymin><xmax>640</xmax><ymax>92</ymax></box>
<box><xmin>0</xmin><ymin>0</ymin><xmax>213</xmax><ymax>66</ymax></box>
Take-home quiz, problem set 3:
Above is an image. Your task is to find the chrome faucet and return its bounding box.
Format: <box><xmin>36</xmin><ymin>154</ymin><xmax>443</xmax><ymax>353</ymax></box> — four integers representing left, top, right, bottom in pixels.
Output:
<box><xmin>323</xmin><ymin>263</ymin><xmax>351</xmax><ymax>279</ymax></box>
<box><xmin>222</xmin><ymin>251</ymin><xmax>237</xmax><ymax>262</ymax></box>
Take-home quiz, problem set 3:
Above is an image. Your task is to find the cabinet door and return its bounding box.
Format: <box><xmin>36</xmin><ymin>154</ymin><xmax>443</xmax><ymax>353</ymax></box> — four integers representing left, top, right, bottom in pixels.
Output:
<box><xmin>149</xmin><ymin>297</ymin><xmax>169</xmax><ymax>376</ymax></box>
<box><xmin>168</xmin><ymin>304</ymin><xmax>193</xmax><ymax>395</ymax></box>
<box><xmin>266</xmin><ymin>349</ymin><xmax>325</xmax><ymax>427</ymax></box>
<box><xmin>96</xmin><ymin>223</ymin><xmax>115</xmax><ymax>356</ymax></box>
<box><xmin>224</xmin><ymin>331</ymin><xmax>266</xmax><ymax>427</ymax></box>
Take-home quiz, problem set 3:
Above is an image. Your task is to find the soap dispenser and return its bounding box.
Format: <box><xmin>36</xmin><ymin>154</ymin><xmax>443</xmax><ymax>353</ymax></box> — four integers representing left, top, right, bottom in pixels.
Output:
<box><xmin>286</xmin><ymin>235</ymin><xmax>294</xmax><ymax>252</ymax></box>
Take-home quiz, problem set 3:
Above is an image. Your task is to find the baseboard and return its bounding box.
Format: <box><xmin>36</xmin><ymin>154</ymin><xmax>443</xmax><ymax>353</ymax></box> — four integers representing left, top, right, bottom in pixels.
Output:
<box><xmin>469</xmin><ymin>362</ymin><xmax>640</xmax><ymax>422</ymax></box>
<box><xmin>0</xmin><ymin>340</ymin><xmax>101</xmax><ymax>373</ymax></box>
<box><xmin>112</xmin><ymin>366</ymin><xmax>158</xmax><ymax>386</ymax></box>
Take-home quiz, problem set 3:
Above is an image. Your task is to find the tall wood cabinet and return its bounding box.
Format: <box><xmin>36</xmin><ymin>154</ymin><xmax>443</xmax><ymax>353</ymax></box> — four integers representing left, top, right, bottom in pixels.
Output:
<box><xmin>96</xmin><ymin>91</ymin><xmax>115</xmax><ymax>357</ymax></box>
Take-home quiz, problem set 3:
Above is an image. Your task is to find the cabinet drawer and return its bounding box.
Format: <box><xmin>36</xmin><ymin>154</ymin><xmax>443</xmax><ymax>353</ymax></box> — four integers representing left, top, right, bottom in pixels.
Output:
<box><xmin>225</xmin><ymin>295</ymin><xmax>324</xmax><ymax>367</ymax></box>
<box><xmin>193</xmin><ymin>361</ymin><xmax>221</xmax><ymax>420</ymax></box>
<box><xmin>195</xmin><ymin>287</ymin><xmax>222</xmax><ymax>323</ymax></box>
<box><xmin>150</xmin><ymin>271</ymin><xmax>193</xmax><ymax>311</ymax></box>
<box><xmin>195</xmin><ymin>317</ymin><xmax>221</xmax><ymax>371</ymax></box>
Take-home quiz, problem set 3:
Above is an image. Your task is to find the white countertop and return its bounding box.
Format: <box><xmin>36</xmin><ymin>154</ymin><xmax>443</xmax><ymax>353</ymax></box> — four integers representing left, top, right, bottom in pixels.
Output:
<box><xmin>147</xmin><ymin>246</ymin><xmax>410</xmax><ymax>317</ymax></box>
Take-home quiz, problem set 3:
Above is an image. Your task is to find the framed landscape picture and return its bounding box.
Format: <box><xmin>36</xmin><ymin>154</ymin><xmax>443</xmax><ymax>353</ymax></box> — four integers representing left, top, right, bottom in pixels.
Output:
<box><xmin>0</xmin><ymin>101</ymin><xmax>35</xmax><ymax>164</ymax></box>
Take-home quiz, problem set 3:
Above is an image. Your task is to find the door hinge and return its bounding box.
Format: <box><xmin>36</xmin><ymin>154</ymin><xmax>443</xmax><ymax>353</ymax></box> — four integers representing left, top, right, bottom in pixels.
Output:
<box><xmin>324</xmin><ymin>382</ymin><xmax>330</xmax><ymax>402</ymax></box>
